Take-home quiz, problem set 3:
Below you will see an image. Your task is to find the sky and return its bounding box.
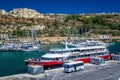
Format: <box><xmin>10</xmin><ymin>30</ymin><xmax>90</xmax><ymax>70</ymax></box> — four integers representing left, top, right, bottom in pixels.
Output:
<box><xmin>0</xmin><ymin>0</ymin><xmax>120</xmax><ymax>14</ymax></box>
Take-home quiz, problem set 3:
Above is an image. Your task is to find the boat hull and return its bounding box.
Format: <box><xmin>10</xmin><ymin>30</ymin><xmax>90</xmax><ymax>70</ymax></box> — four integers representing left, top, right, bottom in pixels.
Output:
<box><xmin>25</xmin><ymin>61</ymin><xmax>63</xmax><ymax>69</ymax></box>
<box><xmin>25</xmin><ymin>54</ymin><xmax>110</xmax><ymax>68</ymax></box>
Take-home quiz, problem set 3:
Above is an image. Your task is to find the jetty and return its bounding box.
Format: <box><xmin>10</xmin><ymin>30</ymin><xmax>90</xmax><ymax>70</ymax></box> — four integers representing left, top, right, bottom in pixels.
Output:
<box><xmin>0</xmin><ymin>60</ymin><xmax>120</xmax><ymax>80</ymax></box>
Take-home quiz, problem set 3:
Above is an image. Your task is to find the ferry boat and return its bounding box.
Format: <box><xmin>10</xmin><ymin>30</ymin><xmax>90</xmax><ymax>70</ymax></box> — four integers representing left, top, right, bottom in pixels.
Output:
<box><xmin>24</xmin><ymin>42</ymin><xmax>110</xmax><ymax>69</ymax></box>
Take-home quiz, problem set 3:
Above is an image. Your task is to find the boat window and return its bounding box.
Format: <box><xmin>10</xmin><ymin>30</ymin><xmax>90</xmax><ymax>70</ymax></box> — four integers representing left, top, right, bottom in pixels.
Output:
<box><xmin>92</xmin><ymin>53</ymin><xmax>95</xmax><ymax>56</ymax></box>
<box><xmin>74</xmin><ymin>56</ymin><xmax>76</xmax><ymax>58</ymax></box>
<box><xmin>66</xmin><ymin>50</ymin><xmax>71</xmax><ymax>53</ymax></box>
<box><xmin>53</xmin><ymin>58</ymin><xmax>55</xmax><ymax>60</ymax></box>
<box><xmin>102</xmin><ymin>52</ymin><xmax>105</xmax><ymax>55</ymax></box>
<box><xmin>68</xmin><ymin>56</ymin><xmax>75</xmax><ymax>59</ymax></box>
<box><xmin>100</xmin><ymin>53</ymin><xmax>102</xmax><ymax>55</ymax></box>
<box><xmin>48</xmin><ymin>58</ymin><xmax>53</xmax><ymax>61</ymax></box>
<box><xmin>98</xmin><ymin>53</ymin><xmax>100</xmax><ymax>55</ymax></box>
<box><xmin>78</xmin><ymin>55</ymin><xmax>81</xmax><ymax>58</ymax></box>
<box><xmin>41</xmin><ymin>57</ymin><xmax>43</xmax><ymax>60</ymax></box>
<box><xmin>95</xmin><ymin>53</ymin><xmax>98</xmax><ymax>56</ymax></box>
<box><xmin>90</xmin><ymin>54</ymin><xmax>92</xmax><ymax>56</ymax></box>
<box><xmin>101</xmin><ymin>53</ymin><xmax>103</xmax><ymax>55</ymax></box>
<box><xmin>81</xmin><ymin>50</ymin><xmax>86</xmax><ymax>52</ymax></box>
<box><xmin>51</xmin><ymin>58</ymin><xmax>55</xmax><ymax>61</ymax></box>
<box><xmin>85</xmin><ymin>54</ymin><xmax>89</xmax><ymax>57</ymax></box>
<box><xmin>41</xmin><ymin>58</ymin><xmax>44</xmax><ymax>60</ymax></box>
<box><xmin>45</xmin><ymin>58</ymin><xmax>47</xmax><ymax>60</ymax></box>
<box><xmin>81</xmin><ymin>55</ymin><xmax>84</xmax><ymax>57</ymax></box>
<box><xmin>74</xmin><ymin>49</ymin><xmax>81</xmax><ymax>52</ymax></box>
<box><xmin>56</xmin><ymin>58</ymin><xmax>58</xmax><ymax>60</ymax></box>
<box><xmin>50</xmin><ymin>51</ymin><xmax>55</xmax><ymax>54</ymax></box>
<box><xmin>50</xmin><ymin>58</ymin><xmax>53</xmax><ymax>60</ymax></box>
<box><xmin>87</xmin><ymin>54</ymin><xmax>90</xmax><ymax>57</ymax></box>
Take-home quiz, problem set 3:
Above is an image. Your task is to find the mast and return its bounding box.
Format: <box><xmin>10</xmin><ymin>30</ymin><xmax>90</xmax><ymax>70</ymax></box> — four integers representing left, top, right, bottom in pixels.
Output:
<box><xmin>31</xmin><ymin>27</ymin><xmax>36</xmax><ymax>43</ymax></box>
<box><xmin>65</xmin><ymin>41</ymin><xmax>68</xmax><ymax>49</ymax></box>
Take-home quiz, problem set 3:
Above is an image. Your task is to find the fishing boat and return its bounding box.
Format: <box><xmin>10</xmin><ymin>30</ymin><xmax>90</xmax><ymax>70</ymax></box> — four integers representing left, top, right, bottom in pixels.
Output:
<box><xmin>24</xmin><ymin>42</ymin><xmax>110</xmax><ymax>69</ymax></box>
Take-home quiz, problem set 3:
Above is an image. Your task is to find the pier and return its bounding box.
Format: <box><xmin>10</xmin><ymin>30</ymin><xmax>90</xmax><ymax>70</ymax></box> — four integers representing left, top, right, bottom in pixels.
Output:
<box><xmin>0</xmin><ymin>60</ymin><xmax>120</xmax><ymax>80</ymax></box>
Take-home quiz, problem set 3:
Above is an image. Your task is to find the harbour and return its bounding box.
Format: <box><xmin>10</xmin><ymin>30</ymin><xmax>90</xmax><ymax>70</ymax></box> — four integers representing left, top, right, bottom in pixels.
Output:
<box><xmin>0</xmin><ymin>60</ymin><xmax>120</xmax><ymax>80</ymax></box>
<box><xmin>0</xmin><ymin>0</ymin><xmax>120</xmax><ymax>80</ymax></box>
<box><xmin>0</xmin><ymin>42</ymin><xmax>120</xmax><ymax>78</ymax></box>
<box><xmin>0</xmin><ymin>43</ymin><xmax>63</xmax><ymax>77</ymax></box>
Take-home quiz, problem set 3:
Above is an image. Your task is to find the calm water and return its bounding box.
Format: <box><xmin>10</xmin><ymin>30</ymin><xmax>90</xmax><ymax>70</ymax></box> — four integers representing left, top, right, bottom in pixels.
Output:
<box><xmin>0</xmin><ymin>43</ymin><xmax>120</xmax><ymax>77</ymax></box>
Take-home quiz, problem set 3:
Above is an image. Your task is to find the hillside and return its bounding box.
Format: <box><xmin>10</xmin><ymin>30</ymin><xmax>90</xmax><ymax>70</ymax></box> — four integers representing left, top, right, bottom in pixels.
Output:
<box><xmin>0</xmin><ymin>8</ymin><xmax>120</xmax><ymax>37</ymax></box>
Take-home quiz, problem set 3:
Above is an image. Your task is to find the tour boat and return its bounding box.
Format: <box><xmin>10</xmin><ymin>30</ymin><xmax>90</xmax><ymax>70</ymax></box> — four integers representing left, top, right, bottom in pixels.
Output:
<box><xmin>24</xmin><ymin>42</ymin><xmax>110</xmax><ymax>68</ymax></box>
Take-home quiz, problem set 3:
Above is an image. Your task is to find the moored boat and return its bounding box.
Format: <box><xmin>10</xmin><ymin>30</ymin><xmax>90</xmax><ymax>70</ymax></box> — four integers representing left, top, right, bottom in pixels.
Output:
<box><xmin>0</xmin><ymin>43</ymin><xmax>20</xmax><ymax>51</ymax></box>
<box><xmin>21</xmin><ymin>27</ymin><xmax>42</xmax><ymax>52</ymax></box>
<box><xmin>24</xmin><ymin>42</ymin><xmax>110</xmax><ymax>69</ymax></box>
<box><xmin>21</xmin><ymin>41</ymin><xmax>41</xmax><ymax>52</ymax></box>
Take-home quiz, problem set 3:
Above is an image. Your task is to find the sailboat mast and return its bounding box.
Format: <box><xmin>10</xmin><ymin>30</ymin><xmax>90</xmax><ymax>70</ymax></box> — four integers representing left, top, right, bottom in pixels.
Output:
<box><xmin>31</xmin><ymin>27</ymin><xmax>36</xmax><ymax>43</ymax></box>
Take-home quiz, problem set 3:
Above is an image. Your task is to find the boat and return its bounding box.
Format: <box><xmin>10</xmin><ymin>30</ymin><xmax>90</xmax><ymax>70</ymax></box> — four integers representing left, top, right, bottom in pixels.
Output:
<box><xmin>0</xmin><ymin>43</ymin><xmax>20</xmax><ymax>51</ymax></box>
<box><xmin>21</xmin><ymin>41</ymin><xmax>41</xmax><ymax>52</ymax></box>
<box><xmin>24</xmin><ymin>42</ymin><xmax>110</xmax><ymax>69</ymax></box>
<box><xmin>21</xmin><ymin>27</ymin><xmax>41</xmax><ymax>52</ymax></box>
<box><xmin>63</xmin><ymin>38</ymin><xmax>108</xmax><ymax>48</ymax></box>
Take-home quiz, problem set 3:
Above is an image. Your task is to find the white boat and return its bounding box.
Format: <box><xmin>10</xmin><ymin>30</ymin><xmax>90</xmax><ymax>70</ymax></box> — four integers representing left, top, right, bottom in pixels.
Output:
<box><xmin>21</xmin><ymin>41</ymin><xmax>41</xmax><ymax>52</ymax></box>
<box><xmin>21</xmin><ymin>27</ymin><xmax>41</xmax><ymax>52</ymax></box>
<box><xmin>25</xmin><ymin>42</ymin><xmax>110</xmax><ymax>68</ymax></box>
<box><xmin>63</xmin><ymin>39</ymin><xmax>108</xmax><ymax>48</ymax></box>
<box><xmin>0</xmin><ymin>43</ymin><xmax>19</xmax><ymax>51</ymax></box>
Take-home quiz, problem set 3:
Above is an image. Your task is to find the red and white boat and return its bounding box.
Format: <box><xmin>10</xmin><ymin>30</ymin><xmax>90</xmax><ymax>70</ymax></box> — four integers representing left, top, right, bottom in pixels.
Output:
<box><xmin>24</xmin><ymin>42</ymin><xmax>110</xmax><ymax>69</ymax></box>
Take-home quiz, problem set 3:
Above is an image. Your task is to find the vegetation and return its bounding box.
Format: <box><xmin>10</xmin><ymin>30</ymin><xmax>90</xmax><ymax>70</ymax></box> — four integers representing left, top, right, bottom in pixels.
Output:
<box><xmin>0</xmin><ymin>14</ymin><xmax>120</xmax><ymax>37</ymax></box>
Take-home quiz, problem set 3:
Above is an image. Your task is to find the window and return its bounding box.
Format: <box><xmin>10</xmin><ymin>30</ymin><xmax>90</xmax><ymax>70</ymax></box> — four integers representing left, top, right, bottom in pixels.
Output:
<box><xmin>74</xmin><ymin>49</ymin><xmax>80</xmax><ymax>52</ymax></box>
<box><xmin>75</xmin><ymin>63</ymin><xmax>84</xmax><ymax>66</ymax></box>
<box><xmin>64</xmin><ymin>65</ymin><xmax>69</xmax><ymax>68</ymax></box>
<box><xmin>78</xmin><ymin>55</ymin><xmax>82</xmax><ymax>58</ymax></box>
<box><xmin>88</xmin><ymin>54</ymin><xmax>90</xmax><ymax>57</ymax></box>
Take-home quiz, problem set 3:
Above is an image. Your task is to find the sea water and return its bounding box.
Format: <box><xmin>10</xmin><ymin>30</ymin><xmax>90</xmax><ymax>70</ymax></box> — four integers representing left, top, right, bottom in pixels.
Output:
<box><xmin>0</xmin><ymin>43</ymin><xmax>119</xmax><ymax>77</ymax></box>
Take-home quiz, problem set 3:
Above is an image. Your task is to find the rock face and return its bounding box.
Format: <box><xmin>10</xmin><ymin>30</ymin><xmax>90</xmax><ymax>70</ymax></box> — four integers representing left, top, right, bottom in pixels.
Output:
<box><xmin>8</xmin><ymin>8</ymin><xmax>44</xmax><ymax>18</ymax></box>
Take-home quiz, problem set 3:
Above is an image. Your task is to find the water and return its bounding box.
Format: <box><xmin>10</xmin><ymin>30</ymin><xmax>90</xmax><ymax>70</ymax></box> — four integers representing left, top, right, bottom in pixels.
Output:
<box><xmin>0</xmin><ymin>43</ymin><xmax>120</xmax><ymax>77</ymax></box>
<box><xmin>0</xmin><ymin>44</ymin><xmax>63</xmax><ymax>77</ymax></box>
<box><xmin>107</xmin><ymin>42</ymin><xmax>120</xmax><ymax>54</ymax></box>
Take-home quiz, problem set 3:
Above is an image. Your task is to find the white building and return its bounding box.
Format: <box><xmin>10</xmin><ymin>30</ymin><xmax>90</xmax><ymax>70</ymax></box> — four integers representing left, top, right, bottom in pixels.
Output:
<box><xmin>31</xmin><ymin>25</ymin><xmax>45</xmax><ymax>30</ymax></box>
<box><xmin>0</xmin><ymin>9</ymin><xmax>6</xmax><ymax>15</ymax></box>
<box><xmin>0</xmin><ymin>33</ymin><xmax>9</xmax><ymax>43</ymax></box>
<box><xmin>98</xmin><ymin>35</ymin><xmax>110</xmax><ymax>39</ymax></box>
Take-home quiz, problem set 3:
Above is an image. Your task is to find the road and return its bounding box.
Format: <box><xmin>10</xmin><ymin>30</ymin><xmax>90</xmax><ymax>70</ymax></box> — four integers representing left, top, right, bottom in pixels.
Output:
<box><xmin>44</xmin><ymin>61</ymin><xmax>120</xmax><ymax>80</ymax></box>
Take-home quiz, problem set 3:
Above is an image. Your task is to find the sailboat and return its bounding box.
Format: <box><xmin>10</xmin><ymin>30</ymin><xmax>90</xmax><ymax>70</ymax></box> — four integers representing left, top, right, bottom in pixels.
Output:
<box><xmin>21</xmin><ymin>27</ymin><xmax>41</xmax><ymax>52</ymax></box>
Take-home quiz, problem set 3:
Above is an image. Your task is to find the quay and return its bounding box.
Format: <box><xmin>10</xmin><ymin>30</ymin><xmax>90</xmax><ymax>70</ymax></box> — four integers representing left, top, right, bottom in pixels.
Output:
<box><xmin>0</xmin><ymin>60</ymin><xmax>120</xmax><ymax>80</ymax></box>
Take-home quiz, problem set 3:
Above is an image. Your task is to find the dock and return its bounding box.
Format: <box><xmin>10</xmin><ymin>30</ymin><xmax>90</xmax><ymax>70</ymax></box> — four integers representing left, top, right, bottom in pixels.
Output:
<box><xmin>0</xmin><ymin>60</ymin><xmax>120</xmax><ymax>80</ymax></box>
